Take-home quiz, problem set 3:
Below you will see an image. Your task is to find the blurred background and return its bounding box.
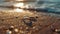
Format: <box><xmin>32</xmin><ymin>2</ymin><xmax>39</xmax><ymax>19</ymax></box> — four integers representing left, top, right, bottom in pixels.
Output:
<box><xmin>0</xmin><ymin>0</ymin><xmax>60</xmax><ymax>14</ymax></box>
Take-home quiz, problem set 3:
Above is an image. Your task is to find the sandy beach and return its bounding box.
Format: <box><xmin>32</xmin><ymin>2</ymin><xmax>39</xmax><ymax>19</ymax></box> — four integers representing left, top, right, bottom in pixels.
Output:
<box><xmin>0</xmin><ymin>10</ymin><xmax>60</xmax><ymax>34</ymax></box>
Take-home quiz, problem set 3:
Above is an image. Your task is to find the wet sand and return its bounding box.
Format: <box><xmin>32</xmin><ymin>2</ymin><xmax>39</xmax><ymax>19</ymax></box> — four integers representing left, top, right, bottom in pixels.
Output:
<box><xmin>0</xmin><ymin>11</ymin><xmax>60</xmax><ymax>34</ymax></box>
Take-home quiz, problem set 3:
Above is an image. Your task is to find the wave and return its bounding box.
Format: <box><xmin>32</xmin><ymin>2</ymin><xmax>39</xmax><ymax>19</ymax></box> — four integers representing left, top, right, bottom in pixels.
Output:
<box><xmin>34</xmin><ymin>0</ymin><xmax>60</xmax><ymax>14</ymax></box>
<box><xmin>0</xmin><ymin>0</ymin><xmax>60</xmax><ymax>14</ymax></box>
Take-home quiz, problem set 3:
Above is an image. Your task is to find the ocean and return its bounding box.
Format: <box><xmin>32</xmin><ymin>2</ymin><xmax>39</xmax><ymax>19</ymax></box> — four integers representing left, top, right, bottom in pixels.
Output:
<box><xmin>0</xmin><ymin>0</ymin><xmax>60</xmax><ymax>14</ymax></box>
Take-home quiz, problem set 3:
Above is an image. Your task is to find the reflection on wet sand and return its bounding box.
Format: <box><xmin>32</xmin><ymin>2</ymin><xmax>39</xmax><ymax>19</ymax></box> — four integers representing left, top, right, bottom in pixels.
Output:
<box><xmin>14</xmin><ymin>8</ymin><xmax>24</xmax><ymax>12</ymax></box>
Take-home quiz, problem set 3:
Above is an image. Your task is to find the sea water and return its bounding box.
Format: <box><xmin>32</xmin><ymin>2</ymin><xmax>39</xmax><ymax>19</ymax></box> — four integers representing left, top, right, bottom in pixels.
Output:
<box><xmin>0</xmin><ymin>0</ymin><xmax>60</xmax><ymax>14</ymax></box>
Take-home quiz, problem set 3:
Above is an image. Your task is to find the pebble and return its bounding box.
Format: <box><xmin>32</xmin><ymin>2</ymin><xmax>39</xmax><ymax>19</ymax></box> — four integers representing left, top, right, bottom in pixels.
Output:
<box><xmin>14</xmin><ymin>28</ymin><xmax>19</xmax><ymax>32</ymax></box>
<box><xmin>33</xmin><ymin>27</ymin><xmax>36</xmax><ymax>29</ymax></box>
<box><xmin>6</xmin><ymin>30</ymin><xmax>12</xmax><ymax>34</ymax></box>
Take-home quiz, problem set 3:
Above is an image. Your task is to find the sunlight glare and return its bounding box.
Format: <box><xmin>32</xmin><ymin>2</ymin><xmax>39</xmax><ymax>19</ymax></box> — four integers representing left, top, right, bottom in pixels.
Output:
<box><xmin>14</xmin><ymin>3</ymin><xmax>24</xmax><ymax>8</ymax></box>
<box><xmin>14</xmin><ymin>8</ymin><xmax>24</xmax><ymax>12</ymax></box>
<box><xmin>16</xmin><ymin>0</ymin><xmax>24</xmax><ymax>1</ymax></box>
